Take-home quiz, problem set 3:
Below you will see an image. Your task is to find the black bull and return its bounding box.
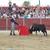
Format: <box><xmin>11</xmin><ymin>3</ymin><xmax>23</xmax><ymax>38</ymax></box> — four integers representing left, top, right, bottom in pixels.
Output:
<box><xmin>29</xmin><ymin>24</ymin><xmax>47</xmax><ymax>36</ymax></box>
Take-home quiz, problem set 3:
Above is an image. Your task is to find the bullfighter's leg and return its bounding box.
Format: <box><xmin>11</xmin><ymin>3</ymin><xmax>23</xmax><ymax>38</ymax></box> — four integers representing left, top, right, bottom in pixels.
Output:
<box><xmin>10</xmin><ymin>22</ymin><xmax>15</xmax><ymax>35</ymax></box>
<box><xmin>10</xmin><ymin>31</ymin><xmax>12</xmax><ymax>35</ymax></box>
<box><xmin>12</xmin><ymin>23</ymin><xmax>15</xmax><ymax>35</ymax></box>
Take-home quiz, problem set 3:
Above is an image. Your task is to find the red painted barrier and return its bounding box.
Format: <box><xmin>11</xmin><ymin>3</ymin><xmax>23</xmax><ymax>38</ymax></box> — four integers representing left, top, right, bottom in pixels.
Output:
<box><xmin>0</xmin><ymin>18</ymin><xmax>50</xmax><ymax>30</ymax></box>
<box><xmin>0</xmin><ymin>19</ymin><xmax>6</xmax><ymax>30</ymax></box>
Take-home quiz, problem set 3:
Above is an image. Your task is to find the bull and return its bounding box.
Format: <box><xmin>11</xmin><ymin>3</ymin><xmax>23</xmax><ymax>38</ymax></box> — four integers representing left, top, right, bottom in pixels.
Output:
<box><xmin>29</xmin><ymin>24</ymin><xmax>47</xmax><ymax>36</ymax></box>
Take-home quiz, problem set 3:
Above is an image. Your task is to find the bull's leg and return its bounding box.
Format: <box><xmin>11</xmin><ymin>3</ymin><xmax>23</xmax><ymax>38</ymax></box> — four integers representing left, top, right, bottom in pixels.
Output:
<box><xmin>42</xmin><ymin>31</ymin><xmax>45</xmax><ymax>36</ymax></box>
<box><xmin>44</xmin><ymin>32</ymin><xmax>45</xmax><ymax>36</ymax></box>
<box><xmin>45</xmin><ymin>31</ymin><xmax>47</xmax><ymax>36</ymax></box>
<box><xmin>43</xmin><ymin>31</ymin><xmax>47</xmax><ymax>36</ymax></box>
<box><xmin>29</xmin><ymin>29</ymin><xmax>32</xmax><ymax>34</ymax></box>
<box><xmin>36</xmin><ymin>31</ymin><xmax>37</xmax><ymax>35</ymax></box>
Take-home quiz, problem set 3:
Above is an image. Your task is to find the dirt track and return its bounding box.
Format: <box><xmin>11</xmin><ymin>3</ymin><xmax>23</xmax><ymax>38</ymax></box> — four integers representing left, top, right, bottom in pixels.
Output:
<box><xmin>0</xmin><ymin>30</ymin><xmax>50</xmax><ymax>50</ymax></box>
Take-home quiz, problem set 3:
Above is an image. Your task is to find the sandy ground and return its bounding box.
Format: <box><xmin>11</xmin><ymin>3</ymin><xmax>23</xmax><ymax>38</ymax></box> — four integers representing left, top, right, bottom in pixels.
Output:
<box><xmin>0</xmin><ymin>30</ymin><xmax>50</xmax><ymax>50</ymax></box>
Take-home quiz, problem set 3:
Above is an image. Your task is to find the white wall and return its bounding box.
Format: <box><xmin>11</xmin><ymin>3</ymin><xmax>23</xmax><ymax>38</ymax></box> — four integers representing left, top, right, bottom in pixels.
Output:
<box><xmin>0</xmin><ymin>0</ymin><xmax>50</xmax><ymax>7</ymax></box>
